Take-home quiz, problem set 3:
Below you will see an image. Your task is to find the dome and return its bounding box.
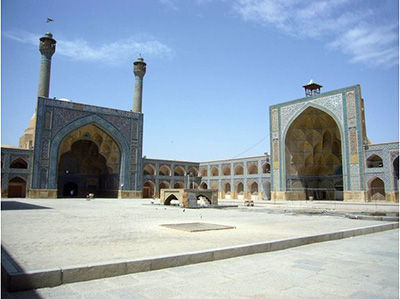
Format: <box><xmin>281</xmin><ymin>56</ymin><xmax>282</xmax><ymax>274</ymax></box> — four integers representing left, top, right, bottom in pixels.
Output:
<box><xmin>23</xmin><ymin>113</ymin><xmax>37</xmax><ymax>134</ymax></box>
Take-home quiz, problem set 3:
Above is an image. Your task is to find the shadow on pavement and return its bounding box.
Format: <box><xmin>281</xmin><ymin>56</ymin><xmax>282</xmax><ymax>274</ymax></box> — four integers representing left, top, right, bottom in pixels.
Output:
<box><xmin>1</xmin><ymin>246</ymin><xmax>42</xmax><ymax>298</ymax></box>
<box><xmin>1</xmin><ymin>201</ymin><xmax>52</xmax><ymax>211</ymax></box>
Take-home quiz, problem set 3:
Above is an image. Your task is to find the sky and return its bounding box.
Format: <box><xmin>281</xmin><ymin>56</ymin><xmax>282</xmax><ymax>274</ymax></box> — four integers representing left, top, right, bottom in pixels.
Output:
<box><xmin>1</xmin><ymin>0</ymin><xmax>399</xmax><ymax>162</ymax></box>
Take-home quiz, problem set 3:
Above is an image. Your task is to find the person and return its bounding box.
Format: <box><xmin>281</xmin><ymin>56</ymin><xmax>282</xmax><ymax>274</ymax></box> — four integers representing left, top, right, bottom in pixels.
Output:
<box><xmin>70</xmin><ymin>189</ymin><xmax>74</xmax><ymax>197</ymax></box>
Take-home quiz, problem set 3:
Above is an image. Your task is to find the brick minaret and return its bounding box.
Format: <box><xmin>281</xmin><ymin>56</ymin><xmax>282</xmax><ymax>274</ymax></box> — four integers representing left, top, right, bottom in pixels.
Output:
<box><xmin>37</xmin><ymin>32</ymin><xmax>56</xmax><ymax>98</ymax></box>
<box><xmin>133</xmin><ymin>55</ymin><xmax>146</xmax><ymax>113</ymax></box>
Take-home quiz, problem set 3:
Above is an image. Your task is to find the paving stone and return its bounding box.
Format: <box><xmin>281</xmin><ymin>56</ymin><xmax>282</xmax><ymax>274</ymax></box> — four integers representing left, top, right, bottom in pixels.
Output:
<box><xmin>2</xmin><ymin>199</ymin><xmax>398</xmax><ymax>298</ymax></box>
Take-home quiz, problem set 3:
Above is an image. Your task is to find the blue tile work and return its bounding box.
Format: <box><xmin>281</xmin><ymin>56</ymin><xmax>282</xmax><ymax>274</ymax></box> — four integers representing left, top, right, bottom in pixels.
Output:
<box><xmin>141</xmin><ymin>156</ymin><xmax>271</xmax><ymax>199</ymax></box>
<box><xmin>269</xmin><ymin>85</ymin><xmax>368</xmax><ymax>195</ymax></box>
<box><xmin>365</xmin><ymin>142</ymin><xmax>399</xmax><ymax>192</ymax></box>
<box><xmin>199</xmin><ymin>155</ymin><xmax>271</xmax><ymax>199</ymax></box>
<box><xmin>1</xmin><ymin>148</ymin><xmax>33</xmax><ymax>191</ymax></box>
<box><xmin>142</xmin><ymin>158</ymin><xmax>202</xmax><ymax>191</ymax></box>
<box><xmin>31</xmin><ymin>97</ymin><xmax>143</xmax><ymax>193</ymax></box>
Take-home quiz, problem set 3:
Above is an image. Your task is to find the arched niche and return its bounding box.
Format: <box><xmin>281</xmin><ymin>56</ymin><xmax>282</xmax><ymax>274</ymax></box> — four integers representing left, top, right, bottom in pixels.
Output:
<box><xmin>222</xmin><ymin>166</ymin><xmax>231</xmax><ymax>176</ymax></box>
<box><xmin>143</xmin><ymin>164</ymin><xmax>156</xmax><ymax>175</ymax></box>
<box><xmin>262</xmin><ymin>163</ymin><xmax>270</xmax><ymax>173</ymax></box>
<box><xmin>210</xmin><ymin>167</ymin><xmax>219</xmax><ymax>177</ymax></box>
<box><xmin>285</xmin><ymin>106</ymin><xmax>343</xmax><ymax>200</ymax></box>
<box><xmin>200</xmin><ymin>182</ymin><xmax>208</xmax><ymax>189</ymax></box>
<box><xmin>189</xmin><ymin>167</ymin><xmax>199</xmax><ymax>176</ymax></box>
<box><xmin>247</xmin><ymin>164</ymin><xmax>258</xmax><ymax>175</ymax></box>
<box><xmin>8</xmin><ymin>176</ymin><xmax>27</xmax><ymax>198</ymax></box>
<box><xmin>159</xmin><ymin>181</ymin><xmax>170</xmax><ymax>191</ymax></box>
<box><xmin>174</xmin><ymin>166</ymin><xmax>185</xmax><ymax>176</ymax></box>
<box><xmin>57</xmin><ymin>124</ymin><xmax>121</xmax><ymax>198</ymax></box>
<box><xmin>159</xmin><ymin>165</ymin><xmax>171</xmax><ymax>176</ymax></box>
<box><xmin>143</xmin><ymin>181</ymin><xmax>155</xmax><ymax>198</ymax></box>
<box><xmin>368</xmin><ymin>177</ymin><xmax>385</xmax><ymax>201</ymax></box>
<box><xmin>10</xmin><ymin>158</ymin><xmax>28</xmax><ymax>169</ymax></box>
<box><xmin>234</xmin><ymin>165</ymin><xmax>244</xmax><ymax>175</ymax></box>
<box><xmin>367</xmin><ymin>154</ymin><xmax>383</xmax><ymax>168</ymax></box>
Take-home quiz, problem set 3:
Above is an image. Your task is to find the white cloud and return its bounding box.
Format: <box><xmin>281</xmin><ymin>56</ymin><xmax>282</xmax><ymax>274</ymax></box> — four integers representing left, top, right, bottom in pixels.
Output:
<box><xmin>4</xmin><ymin>31</ymin><xmax>173</xmax><ymax>65</ymax></box>
<box><xmin>233</xmin><ymin>0</ymin><xmax>398</xmax><ymax>68</ymax></box>
<box><xmin>329</xmin><ymin>24</ymin><xmax>399</xmax><ymax>68</ymax></box>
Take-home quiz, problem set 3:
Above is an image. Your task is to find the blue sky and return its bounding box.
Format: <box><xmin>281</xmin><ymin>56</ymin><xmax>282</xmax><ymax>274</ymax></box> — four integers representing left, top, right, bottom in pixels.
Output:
<box><xmin>2</xmin><ymin>0</ymin><xmax>399</xmax><ymax>161</ymax></box>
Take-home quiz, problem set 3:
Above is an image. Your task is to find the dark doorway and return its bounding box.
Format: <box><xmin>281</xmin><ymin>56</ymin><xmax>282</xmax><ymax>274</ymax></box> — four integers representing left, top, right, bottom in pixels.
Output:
<box><xmin>58</xmin><ymin>139</ymin><xmax>119</xmax><ymax>198</ymax></box>
<box><xmin>8</xmin><ymin>177</ymin><xmax>27</xmax><ymax>198</ymax></box>
<box><xmin>63</xmin><ymin>182</ymin><xmax>78</xmax><ymax>197</ymax></box>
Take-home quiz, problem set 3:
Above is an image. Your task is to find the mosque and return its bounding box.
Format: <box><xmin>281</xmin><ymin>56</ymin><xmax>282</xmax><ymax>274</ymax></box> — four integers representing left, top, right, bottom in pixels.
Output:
<box><xmin>1</xmin><ymin>33</ymin><xmax>399</xmax><ymax>202</ymax></box>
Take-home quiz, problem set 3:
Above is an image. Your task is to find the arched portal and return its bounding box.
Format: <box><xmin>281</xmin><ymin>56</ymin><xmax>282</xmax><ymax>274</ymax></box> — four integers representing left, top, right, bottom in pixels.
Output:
<box><xmin>8</xmin><ymin>177</ymin><xmax>27</xmax><ymax>198</ymax></box>
<box><xmin>200</xmin><ymin>182</ymin><xmax>208</xmax><ymax>189</ymax></box>
<box><xmin>57</xmin><ymin>124</ymin><xmax>120</xmax><ymax>198</ymax></box>
<box><xmin>211</xmin><ymin>167</ymin><xmax>219</xmax><ymax>177</ymax></box>
<box><xmin>174</xmin><ymin>182</ymin><xmax>185</xmax><ymax>188</ymax></box>
<box><xmin>174</xmin><ymin>166</ymin><xmax>185</xmax><ymax>176</ymax></box>
<box><xmin>222</xmin><ymin>166</ymin><xmax>231</xmax><ymax>176</ymax></box>
<box><xmin>165</xmin><ymin>194</ymin><xmax>179</xmax><ymax>205</ymax></box>
<box><xmin>368</xmin><ymin>178</ymin><xmax>385</xmax><ymax>201</ymax></box>
<box><xmin>223</xmin><ymin>182</ymin><xmax>231</xmax><ymax>199</ymax></box>
<box><xmin>159</xmin><ymin>165</ymin><xmax>171</xmax><ymax>176</ymax></box>
<box><xmin>248</xmin><ymin>164</ymin><xmax>258</xmax><ymax>175</ymax></box>
<box><xmin>143</xmin><ymin>181</ymin><xmax>155</xmax><ymax>198</ymax></box>
<box><xmin>236</xmin><ymin>182</ymin><xmax>244</xmax><ymax>199</ymax></box>
<box><xmin>234</xmin><ymin>165</ymin><xmax>244</xmax><ymax>175</ymax></box>
<box><xmin>262</xmin><ymin>163</ymin><xmax>270</xmax><ymax>173</ymax></box>
<box><xmin>262</xmin><ymin>181</ymin><xmax>271</xmax><ymax>200</ymax></box>
<box><xmin>143</xmin><ymin>164</ymin><xmax>156</xmax><ymax>175</ymax></box>
<box><xmin>63</xmin><ymin>182</ymin><xmax>78</xmax><ymax>197</ymax></box>
<box><xmin>285</xmin><ymin>106</ymin><xmax>342</xmax><ymax>200</ymax></box>
<box><xmin>189</xmin><ymin>167</ymin><xmax>199</xmax><ymax>176</ymax></box>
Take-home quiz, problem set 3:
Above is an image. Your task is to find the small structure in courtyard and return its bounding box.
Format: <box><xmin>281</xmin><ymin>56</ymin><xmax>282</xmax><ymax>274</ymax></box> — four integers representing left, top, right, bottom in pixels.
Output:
<box><xmin>160</xmin><ymin>189</ymin><xmax>218</xmax><ymax>208</ymax></box>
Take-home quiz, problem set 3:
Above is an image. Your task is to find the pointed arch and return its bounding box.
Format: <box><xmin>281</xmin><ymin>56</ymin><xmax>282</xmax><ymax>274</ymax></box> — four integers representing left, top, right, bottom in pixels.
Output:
<box><xmin>247</xmin><ymin>164</ymin><xmax>258</xmax><ymax>175</ymax></box>
<box><xmin>210</xmin><ymin>167</ymin><xmax>219</xmax><ymax>177</ymax></box>
<box><xmin>368</xmin><ymin>177</ymin><xmax>385</xmax><ymax>201</ymax></box>
<box><xmin>262</xmin><ymin>163</ymin><xmax>270</xmax><ymax>173</ymax></box>
<box><xmin>143</xmin><ymin>180</ymin><xmax>155</xmax><ymax>198</ymax></box>
<box><xmin>10</xmin><ymin>158</ymin><xmax>28</xmax><ymax>169</ymax></box>
<box><xmin>200</xmin><ymin>182</ymin><xmax>208</xmax><ymax>190</ymax></box>
<box><xmin>48</xmin><ymin>114</ymin><xmax>130</xmax><ymax>191</ymax></box>
<box><xmin>8</xmin><ymin>176</ymin><xmax>27</xmax><ymax>198</ymax></box>
<box><xmin>366</xmin><ymin>154</ymin><xmax>383</xmax><ymax>168</ymax></box>
<box><xmin>189</xmin><ymin>167</ymin><xmax>199</xmax><ymax>176</ymax></box>
<box><xmin>200</xmin><ymin>168</ymin><xmax>208</xmax><ymax>177</ymax></box>
<box><xmin>222</xmin><ymin>166</ymin><xmax>231</xmax><ymax>176</ymax></box>
<box><xmin>234</xmin><ymin>165</ymin><xmax>244</xmax><ymax>175</ymax></box>
<box><xmin>143</xmin><ymin>164</ymin><xmax>156</xmax><ymax>175</ymax></box>
<box><xmin>159</xmin><ymin>181</ymin><xmax>171</xmax><ymax>192</ymax></box>
<box><xmin>284</xmin><ymin>106</ymin><xmax>343</xmax><ymax>199</ymax></box>
<box><xmin>159</xmin><ymin>165</ymin><xmax>172</xmax><ymax>176</ymax></box>
<box><xmin>174</xmin><ymin>166</ymin><xmax>185</xmax><ymax>176</ymax></box>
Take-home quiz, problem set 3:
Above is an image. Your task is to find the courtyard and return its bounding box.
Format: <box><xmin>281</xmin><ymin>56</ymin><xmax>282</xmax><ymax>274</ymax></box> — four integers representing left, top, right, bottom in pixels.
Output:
<box><xmin>1</xmin><ymin>198</ymin><xmax>398</xmax><ymax>297</ymax></box>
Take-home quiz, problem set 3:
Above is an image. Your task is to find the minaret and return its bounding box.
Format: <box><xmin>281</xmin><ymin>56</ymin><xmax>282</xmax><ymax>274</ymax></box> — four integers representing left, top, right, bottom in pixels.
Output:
<box><xmin>133</xmin><ymin>55</ymin><xmax>147</xmax><ymax>113</ymax></box>
<box><xmin>37</xmin><ymin>32</ymin><xmax>56</xmax><ymax>98</ymax></box>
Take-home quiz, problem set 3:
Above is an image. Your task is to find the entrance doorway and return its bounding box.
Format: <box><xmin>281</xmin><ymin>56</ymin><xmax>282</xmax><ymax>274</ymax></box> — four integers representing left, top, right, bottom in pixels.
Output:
<box><xmin>8</xmin><ymin>177</ymin><xmax>27</xmax><ymax>198</ymax></box>
<box><xmin>57</xmin><ymin>124</ymin><xmax>121</xmax><ymax>198</ymax></box>
<box><xmin>63</xmin><ymin>182</ymin><xmax>78</xmax><ymax>197</ymax></box>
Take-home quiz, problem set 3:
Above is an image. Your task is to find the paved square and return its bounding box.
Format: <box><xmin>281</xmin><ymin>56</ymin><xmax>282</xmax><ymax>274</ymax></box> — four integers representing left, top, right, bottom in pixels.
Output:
<box><xmin>2</xmin><ymin>198</ymin><xmax>397</xmax><ymax>273</ymax></box>
<box><xmin>160</xmin><ymin>222</ymin><xmax>236</xmax><ymax>232</ymax></box>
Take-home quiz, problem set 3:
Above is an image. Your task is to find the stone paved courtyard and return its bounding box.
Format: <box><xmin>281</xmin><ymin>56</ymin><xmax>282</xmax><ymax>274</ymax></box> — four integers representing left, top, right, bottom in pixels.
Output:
<box><xmin>1</xmin><ymin>198</ymin><xmax>399</xmax><ymax>297</ymax></box>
